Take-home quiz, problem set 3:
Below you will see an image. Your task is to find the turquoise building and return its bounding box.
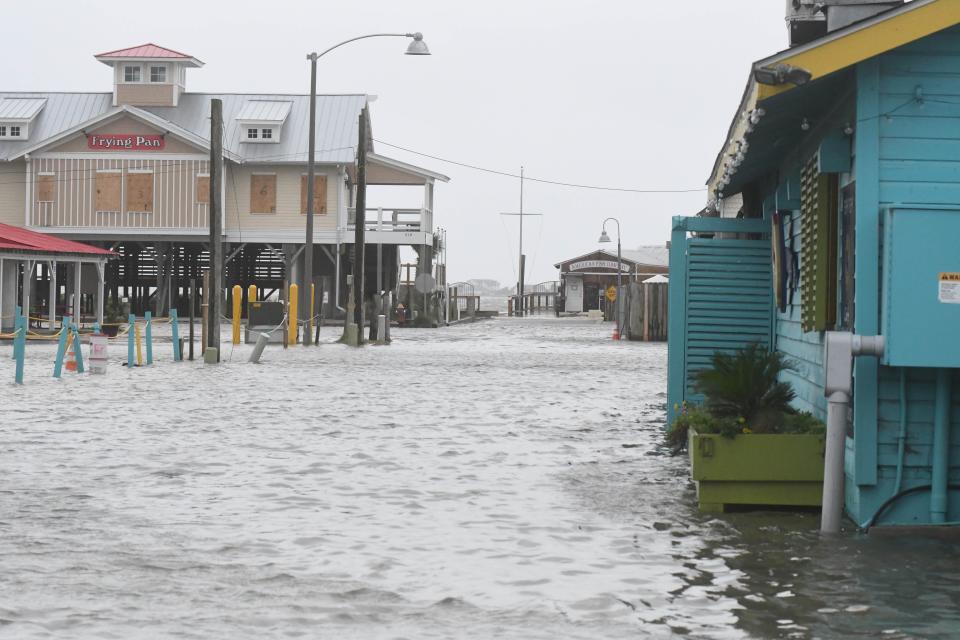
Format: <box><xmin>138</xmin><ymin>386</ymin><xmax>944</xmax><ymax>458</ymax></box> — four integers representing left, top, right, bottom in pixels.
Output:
<box><xmin>668</xmin><ymin>0</ymin><xmax>960</xmax><ymax>528</ymax></box>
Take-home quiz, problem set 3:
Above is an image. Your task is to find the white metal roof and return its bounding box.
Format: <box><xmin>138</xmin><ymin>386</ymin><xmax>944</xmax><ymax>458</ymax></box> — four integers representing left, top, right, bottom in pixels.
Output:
<box><xmin>622</xmin><ymin>246</ymin><xmax>669</xmax><ymax>267</ymax></box>
<box><xmin>0</xmin><ymin>97</ymin><xmax>47</xmax><ymax>121</ymax></box>
<box><xmin>235</xmin><ymin>100</ymin><xmax>293</xmax><ymax>123</ymax></box>
<box><xmin>0</xmin><ymin>92</ymin><xmax>367</xmax><ymax>165</ymax></box>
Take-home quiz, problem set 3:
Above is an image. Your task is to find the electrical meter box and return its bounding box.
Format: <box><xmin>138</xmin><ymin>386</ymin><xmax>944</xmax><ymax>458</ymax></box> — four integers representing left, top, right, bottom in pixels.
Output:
<box><xmin>882</xmin><ymin>207</ymin><xmax>960</xmax><ymax>367</ymax></box>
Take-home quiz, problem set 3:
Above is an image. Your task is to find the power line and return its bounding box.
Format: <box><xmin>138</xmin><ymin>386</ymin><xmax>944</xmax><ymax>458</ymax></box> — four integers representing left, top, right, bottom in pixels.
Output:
<box><xmin>372</xmin><ymin>138</ymin><xmax>707</xmax><ymax>194</ymax></box>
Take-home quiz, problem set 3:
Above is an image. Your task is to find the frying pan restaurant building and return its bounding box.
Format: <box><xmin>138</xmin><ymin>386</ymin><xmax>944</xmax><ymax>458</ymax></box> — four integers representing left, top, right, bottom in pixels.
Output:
<box><xmin>0</xmin><ymin>44</ymin><xmax>448</xmax><ymax>328</ymax></box>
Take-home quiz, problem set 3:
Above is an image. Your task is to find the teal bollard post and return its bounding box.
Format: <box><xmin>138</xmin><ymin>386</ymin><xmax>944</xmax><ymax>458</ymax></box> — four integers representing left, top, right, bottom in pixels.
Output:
<box><xmin>72</xmin><ymin>323</ymin><xmax>85</xmax><ymax>374</ymax></box>
<box><xmin>171</xmin><ymin>309</ymin><xmax>181</xmax><ymax>362</ymax></box>
<box><xmin>127</xmin><ymin>314</ymin><xmax>135</xmax><ymax>368</ymax></box>
<box><xmin>14</xmin><ymin>314</ymin><xmax>25</xmax><ymax>384</ymax></box>
<box><xmin>145</xmin><ymin>311</ymin><xmax>153</xmax><ymax>365</ymax></box>
<box><xmin>11</xmin><ymin>306</ymin><xmax>20</xmax><ymax>360</ymax></box>
<box><xmin>53</xmin><ymin>314</ymin><xmax>71</xmax><ymax>378</ymax></box>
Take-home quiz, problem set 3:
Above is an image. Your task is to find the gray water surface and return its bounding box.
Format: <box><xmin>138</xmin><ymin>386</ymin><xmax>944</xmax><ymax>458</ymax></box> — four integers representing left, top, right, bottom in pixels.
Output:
<box><xmin>1</xmin><ymin>317</ymin><xmax>957</xmax><ymax>638</ymax></box>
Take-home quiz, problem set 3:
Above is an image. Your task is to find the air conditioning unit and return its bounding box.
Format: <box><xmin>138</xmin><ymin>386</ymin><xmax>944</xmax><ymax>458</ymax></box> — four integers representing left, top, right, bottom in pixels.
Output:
<box><xmin>786</xmin><ymin>0</ymin><xmax>903</xmax><ymax>47</ymax></box>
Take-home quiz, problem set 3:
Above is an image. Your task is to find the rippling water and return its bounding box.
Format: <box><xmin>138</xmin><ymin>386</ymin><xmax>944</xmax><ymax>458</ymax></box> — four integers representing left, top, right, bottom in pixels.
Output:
<box><xmin>1</xmin><ymin>317</ymin><xmax>958</xmax><ymax>638</ymax></box>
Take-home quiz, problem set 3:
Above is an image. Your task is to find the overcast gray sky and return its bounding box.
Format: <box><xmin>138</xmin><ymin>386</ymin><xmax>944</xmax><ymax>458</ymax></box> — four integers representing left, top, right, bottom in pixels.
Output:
<box><xmin>9</xmin><ymin>0</ymin><xmax>786</xmax><ymax>286</ymax></box>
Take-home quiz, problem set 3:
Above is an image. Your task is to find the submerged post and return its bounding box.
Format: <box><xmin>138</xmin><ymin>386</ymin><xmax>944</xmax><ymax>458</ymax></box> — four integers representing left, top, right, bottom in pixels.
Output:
<box><xmin>127</xmin><ymin>313</ymin><xmax>136</xmax><ymax>368</ymax></box>
<box><xmin>145</xmin><ymin>311</ymin><xmax>153</xmax><ymax>365</ymax></box>
<box><xmin>288</xmin><ymin>283</ymin><xmax>299</xmax><ymax>345</ymax></box>
<box><xmin>171</xmin><ymin>309</ymin><xmax>181</xmax><ymax>362</ymax></box>
<box><xmin>14</xmin><ymin>311</ymin><xmax>26</xmax><ymax>384</ymax></box>
<box><xmin>232</xmin><ymin>284</ymin><xmax>242</xmax><ymax>345</ymax></box>
<box><xmin>249</xmin><ymin>332</ymin><xmax>269</xmax><ymax>364</ymax></box>
<box><xmin>53</xmin><ymin>315</ymin><xmax>71</xmax><ymax>378</ymax></box>
<box><xmin>71</xmin><ymin>322</ymin><xmax>85</xmax><ymax>374</ymax></box>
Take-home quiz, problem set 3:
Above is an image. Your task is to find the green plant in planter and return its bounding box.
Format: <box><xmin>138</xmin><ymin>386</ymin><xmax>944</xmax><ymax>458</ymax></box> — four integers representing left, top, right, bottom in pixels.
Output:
<box><xmin>694</xmin><ymin>342</ymin><xmax>796</xmax><ymax>431</ymax></box>
<box><xmin>666</xmin><ymin>343</ymin><xmax>824</xmax><ymax>454</ymax></box>
<box><xmin>104</xmin><ymin>298</ymin><xmax>125</xmax><ymax>324</ymax></box>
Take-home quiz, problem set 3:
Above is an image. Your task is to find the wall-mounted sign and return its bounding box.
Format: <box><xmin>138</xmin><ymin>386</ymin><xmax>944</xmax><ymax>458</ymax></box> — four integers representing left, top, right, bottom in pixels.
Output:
<box><xmin>87</xmin><ymin>134</ymin><xmax>165</xmax><ymax>151</ymax></box>
<box><xmin>939</xmin><ymin>272</ymin><xmax>960</xmax><ymax>304</ymax></box>
<box><xmin>569</xmin><ymin>260</ymin><xmax>630</xmax><ymax>272</ymax></box>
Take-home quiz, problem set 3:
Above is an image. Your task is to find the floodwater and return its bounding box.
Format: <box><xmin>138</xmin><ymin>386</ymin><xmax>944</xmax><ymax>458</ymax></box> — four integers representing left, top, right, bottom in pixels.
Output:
<box><xmin>1</xmin><ymin>317</ymin><xmax>958</xmax><ymax>639</ymax></box>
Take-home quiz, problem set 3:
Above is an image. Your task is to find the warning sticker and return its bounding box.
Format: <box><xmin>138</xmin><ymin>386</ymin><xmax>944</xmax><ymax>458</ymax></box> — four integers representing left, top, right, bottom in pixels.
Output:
<box><xmin>939</xmin><ymin>273</ymin><xmax>960</xmax><ymax>304</ymax></box>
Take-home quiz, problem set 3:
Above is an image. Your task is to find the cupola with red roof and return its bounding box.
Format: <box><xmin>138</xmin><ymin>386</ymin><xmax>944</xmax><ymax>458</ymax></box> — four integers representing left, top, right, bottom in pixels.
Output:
<box><xmin>94</xmin><ymin>44</ymin><xmax>203</xmax><ymax>108</ymax></box>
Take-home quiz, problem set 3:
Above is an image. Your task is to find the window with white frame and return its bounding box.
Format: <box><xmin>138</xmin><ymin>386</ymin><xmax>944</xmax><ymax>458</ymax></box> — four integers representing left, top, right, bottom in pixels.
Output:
<box><xmin>0</xmin><ymin>126</ymin><xmax>6</xmax><ymax>137</ymax></box>
<box><xmin>261</xmin><ymin>128</ymin><xmax>273</xmax><ymax>140</ymax></box>
<box><xmin>150</xmin><ymin>65</ymin><xmax>167</xmax><ymax>83</ymax></box>
<box><xmin>247</xmin><ymin>128</ymin><xmax>258</xmax><ymax>140</ymax></box>
<box><xmin>10</xmin><ymin>126</ymin><xmax>20</xmax><ymax>137</ymax></box>
<box><xmin>124</xmin><ymin>65</ymin><xmax>141</xmax><ymax>82</ymax></box>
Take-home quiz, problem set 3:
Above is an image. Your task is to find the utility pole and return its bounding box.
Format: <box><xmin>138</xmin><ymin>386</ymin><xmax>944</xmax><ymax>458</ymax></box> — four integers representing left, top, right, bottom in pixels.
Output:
<box><xmin>303</xmin><ymin>53</ymin><xmax>318</xmax><ymax>345</ymax></box>
<box><xmin>208</xmin><ymin>98</ymin><xmax>223</xmax><ymax>361</ymax></box>
<box><xmin>352</xmin><ymin>106</ymin><xmax>368</xmax><ymax>340</ymax></box>
<box><xmin>500</xmin><ymin>167</ymin><xmax>542</xmax><ymax>317</ymax></box>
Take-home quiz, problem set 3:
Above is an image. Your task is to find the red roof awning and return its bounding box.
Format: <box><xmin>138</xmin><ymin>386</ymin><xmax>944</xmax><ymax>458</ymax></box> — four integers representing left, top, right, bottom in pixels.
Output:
<box><xmin>0</xmin><ymin>223</ymin><xmax>114</xmax><ymax>257</ymax></box>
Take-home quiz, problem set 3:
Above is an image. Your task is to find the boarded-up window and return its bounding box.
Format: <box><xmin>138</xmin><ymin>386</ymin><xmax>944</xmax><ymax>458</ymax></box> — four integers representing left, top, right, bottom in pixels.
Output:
<box><xmin>196</xmin><ymin>174</ymin><xmax>210</xmax><ymax>204</ymax></box>
<box><xmin>300</xmin><ymin>175</ymin><xmax>328</xmax><ymax>214</ymax></box>
<box><xmin>126</xmin><ymin>171</ymin><xmax>154</xmax><ymax>213</ymax></box>
<box><xmin>251</xmin><ymin>174</ymin><xmax>277</xmax><ymax>214</ymax></box>
<box><xmin>37</xmin><ymin>173</ymin><xmax>55</xmax><ymax>203</ymax></box>
<box><xmin>95</xmin><ymin>171</ymin><xmax>122</xmax><ymax>212</ymax></box>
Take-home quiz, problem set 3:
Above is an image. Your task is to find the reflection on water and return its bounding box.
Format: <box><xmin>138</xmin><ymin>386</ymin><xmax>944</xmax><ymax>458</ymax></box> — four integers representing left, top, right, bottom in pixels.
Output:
<box><xmin>0</xmin><ymin>317</ymin><xmax>957</xmax><ymax>638</ymax></box>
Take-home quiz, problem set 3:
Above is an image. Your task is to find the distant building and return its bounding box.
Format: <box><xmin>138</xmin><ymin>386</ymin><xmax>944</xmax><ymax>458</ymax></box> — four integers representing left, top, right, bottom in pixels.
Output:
<box><xmin>554</xmin><ymin>246</ymin><xmax>667</xmax><ymax>314</ymax></box>
<box><xmin>0</xmin><ymin>43</ymin><xmax>448</xmax><ymax>324</ymax></box>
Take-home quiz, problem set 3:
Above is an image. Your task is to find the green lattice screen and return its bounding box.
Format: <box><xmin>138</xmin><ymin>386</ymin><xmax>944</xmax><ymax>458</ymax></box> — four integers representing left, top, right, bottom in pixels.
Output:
<box><xmin>800</xmin><ymin>155</ymin><xmax>838</xmax><ymax>332</ymax></box>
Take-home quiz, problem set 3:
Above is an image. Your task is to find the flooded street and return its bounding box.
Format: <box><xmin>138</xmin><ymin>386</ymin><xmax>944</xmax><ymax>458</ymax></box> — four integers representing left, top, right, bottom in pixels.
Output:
<box><xmin>1</xmin><ymin>317</ymin><xmax>958</xmax><ymax>639</ymax></box>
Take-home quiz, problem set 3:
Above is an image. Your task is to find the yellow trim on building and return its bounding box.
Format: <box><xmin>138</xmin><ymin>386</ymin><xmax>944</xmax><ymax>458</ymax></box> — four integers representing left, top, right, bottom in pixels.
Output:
<box><xmin>757</xmin><ymin>0</ymin><xmax>960</xmax><ymax>100</ymax></box>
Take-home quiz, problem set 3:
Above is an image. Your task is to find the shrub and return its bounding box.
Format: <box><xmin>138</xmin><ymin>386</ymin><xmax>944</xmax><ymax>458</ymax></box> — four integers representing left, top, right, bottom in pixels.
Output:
<box><xmin>693</xmin><ymin>343</ymin><xmax>796</xmax><ymax>432</ymax></box>
<box><xmin>665</xmin><ymin>343</ymin><xmax>824</xmax><ymax>453</ymax></box>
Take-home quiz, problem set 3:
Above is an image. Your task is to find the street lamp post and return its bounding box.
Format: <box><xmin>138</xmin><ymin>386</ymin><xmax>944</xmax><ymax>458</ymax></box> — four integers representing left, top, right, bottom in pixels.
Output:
<box><xmin>304</xmin><ymin>32</ymin><xmax>429</xmax><ymax>345</ymax></box>
<box><xmin>598</xmin><ymin>218</ymin><xmax>622</xmax><ymax>340</ymax></box>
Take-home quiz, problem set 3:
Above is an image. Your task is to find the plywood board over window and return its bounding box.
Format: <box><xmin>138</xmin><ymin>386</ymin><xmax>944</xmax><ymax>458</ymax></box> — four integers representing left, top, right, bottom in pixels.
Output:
<box><xmin>37</xmin><ymin>173</ymin><xmax>55</xmax><ymax>203</ymax></box>
<box><xmin>126</xmin><ymin>171</ymin><xmax>154</xmax><ymax>213</ymax></box>
<box><xmin>251</xmin><ymin>174</ymin><xmax>277</xmax><ymax>214</ymax></box>
<box><xmin>196</xmin><ymin>174</ymin><xmax>210</xmax><ymax>204</ymax></box>
<box><xmin>95</xmin><ymin>171</ymin><xmax>122</xmax><ymax>212</ymax></box>
<box><xmin>300</xmin><ymin>174</ymin><xmax>328</xmax><ymax>214</ymax></box>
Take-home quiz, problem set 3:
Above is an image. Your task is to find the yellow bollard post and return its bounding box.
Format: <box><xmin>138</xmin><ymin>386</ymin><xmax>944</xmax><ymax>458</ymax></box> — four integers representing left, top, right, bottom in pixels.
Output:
<box><xmin>248</xmin><ymin>284</ymin><xmax>257</xmax><ymax>304</ymax></box>
<box><xmin>232</xmin><ymin>284</ymin><xmax>241</xmax><ymax>345</ymax></box>
<box><xmin>135</xmin><ymin>322</ymin><xmax>144</xmax><ymax>366</ymax></box>
<box><xmin>288</xmin><ymin>283</ymin><xmax>299</xmax><ymax>345</ymax></box>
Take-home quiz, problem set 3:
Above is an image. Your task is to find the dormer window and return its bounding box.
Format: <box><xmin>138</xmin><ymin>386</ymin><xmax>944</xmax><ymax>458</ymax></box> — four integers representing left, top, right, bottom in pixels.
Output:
<box><xmin>124</xmin><ymin>65</ymin><xmax>141</xmax><ymax>82</ymax></box>
<box><xmin>150</xmin><ymin>65</ymin><xmax>167</xmax><ymax>83</ymax></box>
<box><xmin>236</xmin><ymin>100</ymin><xmax>291</xmax><ymax>144</ymax></box>
<box><xmin>10</xmin><ymin>126</ymin><xmax>20</xmax><ymax>137</ymax></box>
<box><xmin>0</xmin><ymin>98</ymin><xmax>45</xmax><ymax>140</ymax></box>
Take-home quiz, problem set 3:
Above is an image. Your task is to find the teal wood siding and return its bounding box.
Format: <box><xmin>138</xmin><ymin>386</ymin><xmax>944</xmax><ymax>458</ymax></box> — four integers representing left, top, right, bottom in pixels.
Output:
<box><xmin>848</xmin><ymin>26</ymin><xmax>960</xmax><ymax>526</ymax></box>
<box><xmin>774</xmin><ymin>209</ymin><xmax>826</xmax><ymax>421</ymax></box>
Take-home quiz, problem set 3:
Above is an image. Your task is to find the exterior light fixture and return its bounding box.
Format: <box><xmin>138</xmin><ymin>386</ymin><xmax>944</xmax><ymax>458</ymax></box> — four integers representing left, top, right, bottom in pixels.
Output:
<box><xmin>801</xmin><ymin>117</ymin><xmax>811</xmax><ymax>131</ymax></box>
<box><xmin>598</xmin><ymin>230</ymin><xmax>611</xmax><ymax>243</ymax></box>
<box><xmin>754</xmin><ymin>64</ymin><xmax>812</xmax><ymax>87</ymax></box>
<box><xmin>405</xmin><ymin>33</ymin><xmax>431</xmax><ymax>55</ymax></box>
<box><xmin>843</xmin><ymin>122</ymin><xmax>854</xmax><ymax>136</ymax></box>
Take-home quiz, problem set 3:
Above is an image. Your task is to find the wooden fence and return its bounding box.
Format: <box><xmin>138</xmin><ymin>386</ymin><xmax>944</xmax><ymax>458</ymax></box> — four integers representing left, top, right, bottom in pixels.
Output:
<box><xmin>624</xmin><ymin>281</ymin><xmax>668</xmax><ymax>342</ymax></box>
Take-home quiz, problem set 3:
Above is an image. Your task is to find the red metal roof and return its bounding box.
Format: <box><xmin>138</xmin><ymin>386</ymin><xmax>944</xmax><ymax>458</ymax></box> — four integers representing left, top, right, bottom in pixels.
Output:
<box><xmin>0</xmin><ymin>224</ymin><xmax>114</xmax><ymax>256</ymax></box>
<box><xmin>95</xmin><ymin>43</ymin><xmax>195</xmax><ymax>59</ymax></box>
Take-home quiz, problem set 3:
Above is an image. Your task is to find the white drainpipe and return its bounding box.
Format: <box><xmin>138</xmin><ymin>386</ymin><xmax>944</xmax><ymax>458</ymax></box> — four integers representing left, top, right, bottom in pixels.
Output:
<box><xmin>821</xmin><ymin>332</ymin><xmax>885</xmax><ymax>534</ymax></box>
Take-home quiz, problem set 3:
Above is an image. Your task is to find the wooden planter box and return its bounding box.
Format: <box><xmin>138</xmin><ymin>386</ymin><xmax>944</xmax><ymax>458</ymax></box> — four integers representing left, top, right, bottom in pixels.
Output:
<box><xmin>688</xmin><ymin>429</ymin><xmax>825</xmax><ymax>513</ymax></box>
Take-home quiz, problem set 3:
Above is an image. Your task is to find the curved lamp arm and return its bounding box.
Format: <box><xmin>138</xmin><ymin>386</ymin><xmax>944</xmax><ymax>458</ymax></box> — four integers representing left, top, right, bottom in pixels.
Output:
<box><xmin>602</xmin><ymin>217</ymin><xmax>621</xmax><ymax>237</ymax></box>
<box><xmin>309</xmin><ymin>33</ymin><xmax>423</xmax><ymax>60</ymax></box>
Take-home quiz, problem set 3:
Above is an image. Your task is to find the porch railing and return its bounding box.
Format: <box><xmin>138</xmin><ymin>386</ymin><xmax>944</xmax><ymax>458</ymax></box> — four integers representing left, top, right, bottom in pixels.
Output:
<box><xmin>347</xmin><ymin>207</ymin><xmax>427</xmax><ymax>233</ymax></box>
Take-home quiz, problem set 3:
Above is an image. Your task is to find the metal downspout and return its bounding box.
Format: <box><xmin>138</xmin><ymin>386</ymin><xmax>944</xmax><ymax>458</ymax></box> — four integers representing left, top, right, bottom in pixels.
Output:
<box><xmin>894</xmin><ymin>368</ymin><xmax>908</xmax><ymax>495</ymax></box>
<box><xmin>931</xmin><ymin>368</ymin><xmax>951</xmax><ymax>524</ymax></box>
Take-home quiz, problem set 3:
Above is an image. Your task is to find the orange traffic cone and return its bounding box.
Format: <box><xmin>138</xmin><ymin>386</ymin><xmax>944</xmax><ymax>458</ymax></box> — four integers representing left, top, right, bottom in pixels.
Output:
<box><xmin>65</xmin><ymin>334</ymin><xmax>77</xmax><ymax>372</ymax></box>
